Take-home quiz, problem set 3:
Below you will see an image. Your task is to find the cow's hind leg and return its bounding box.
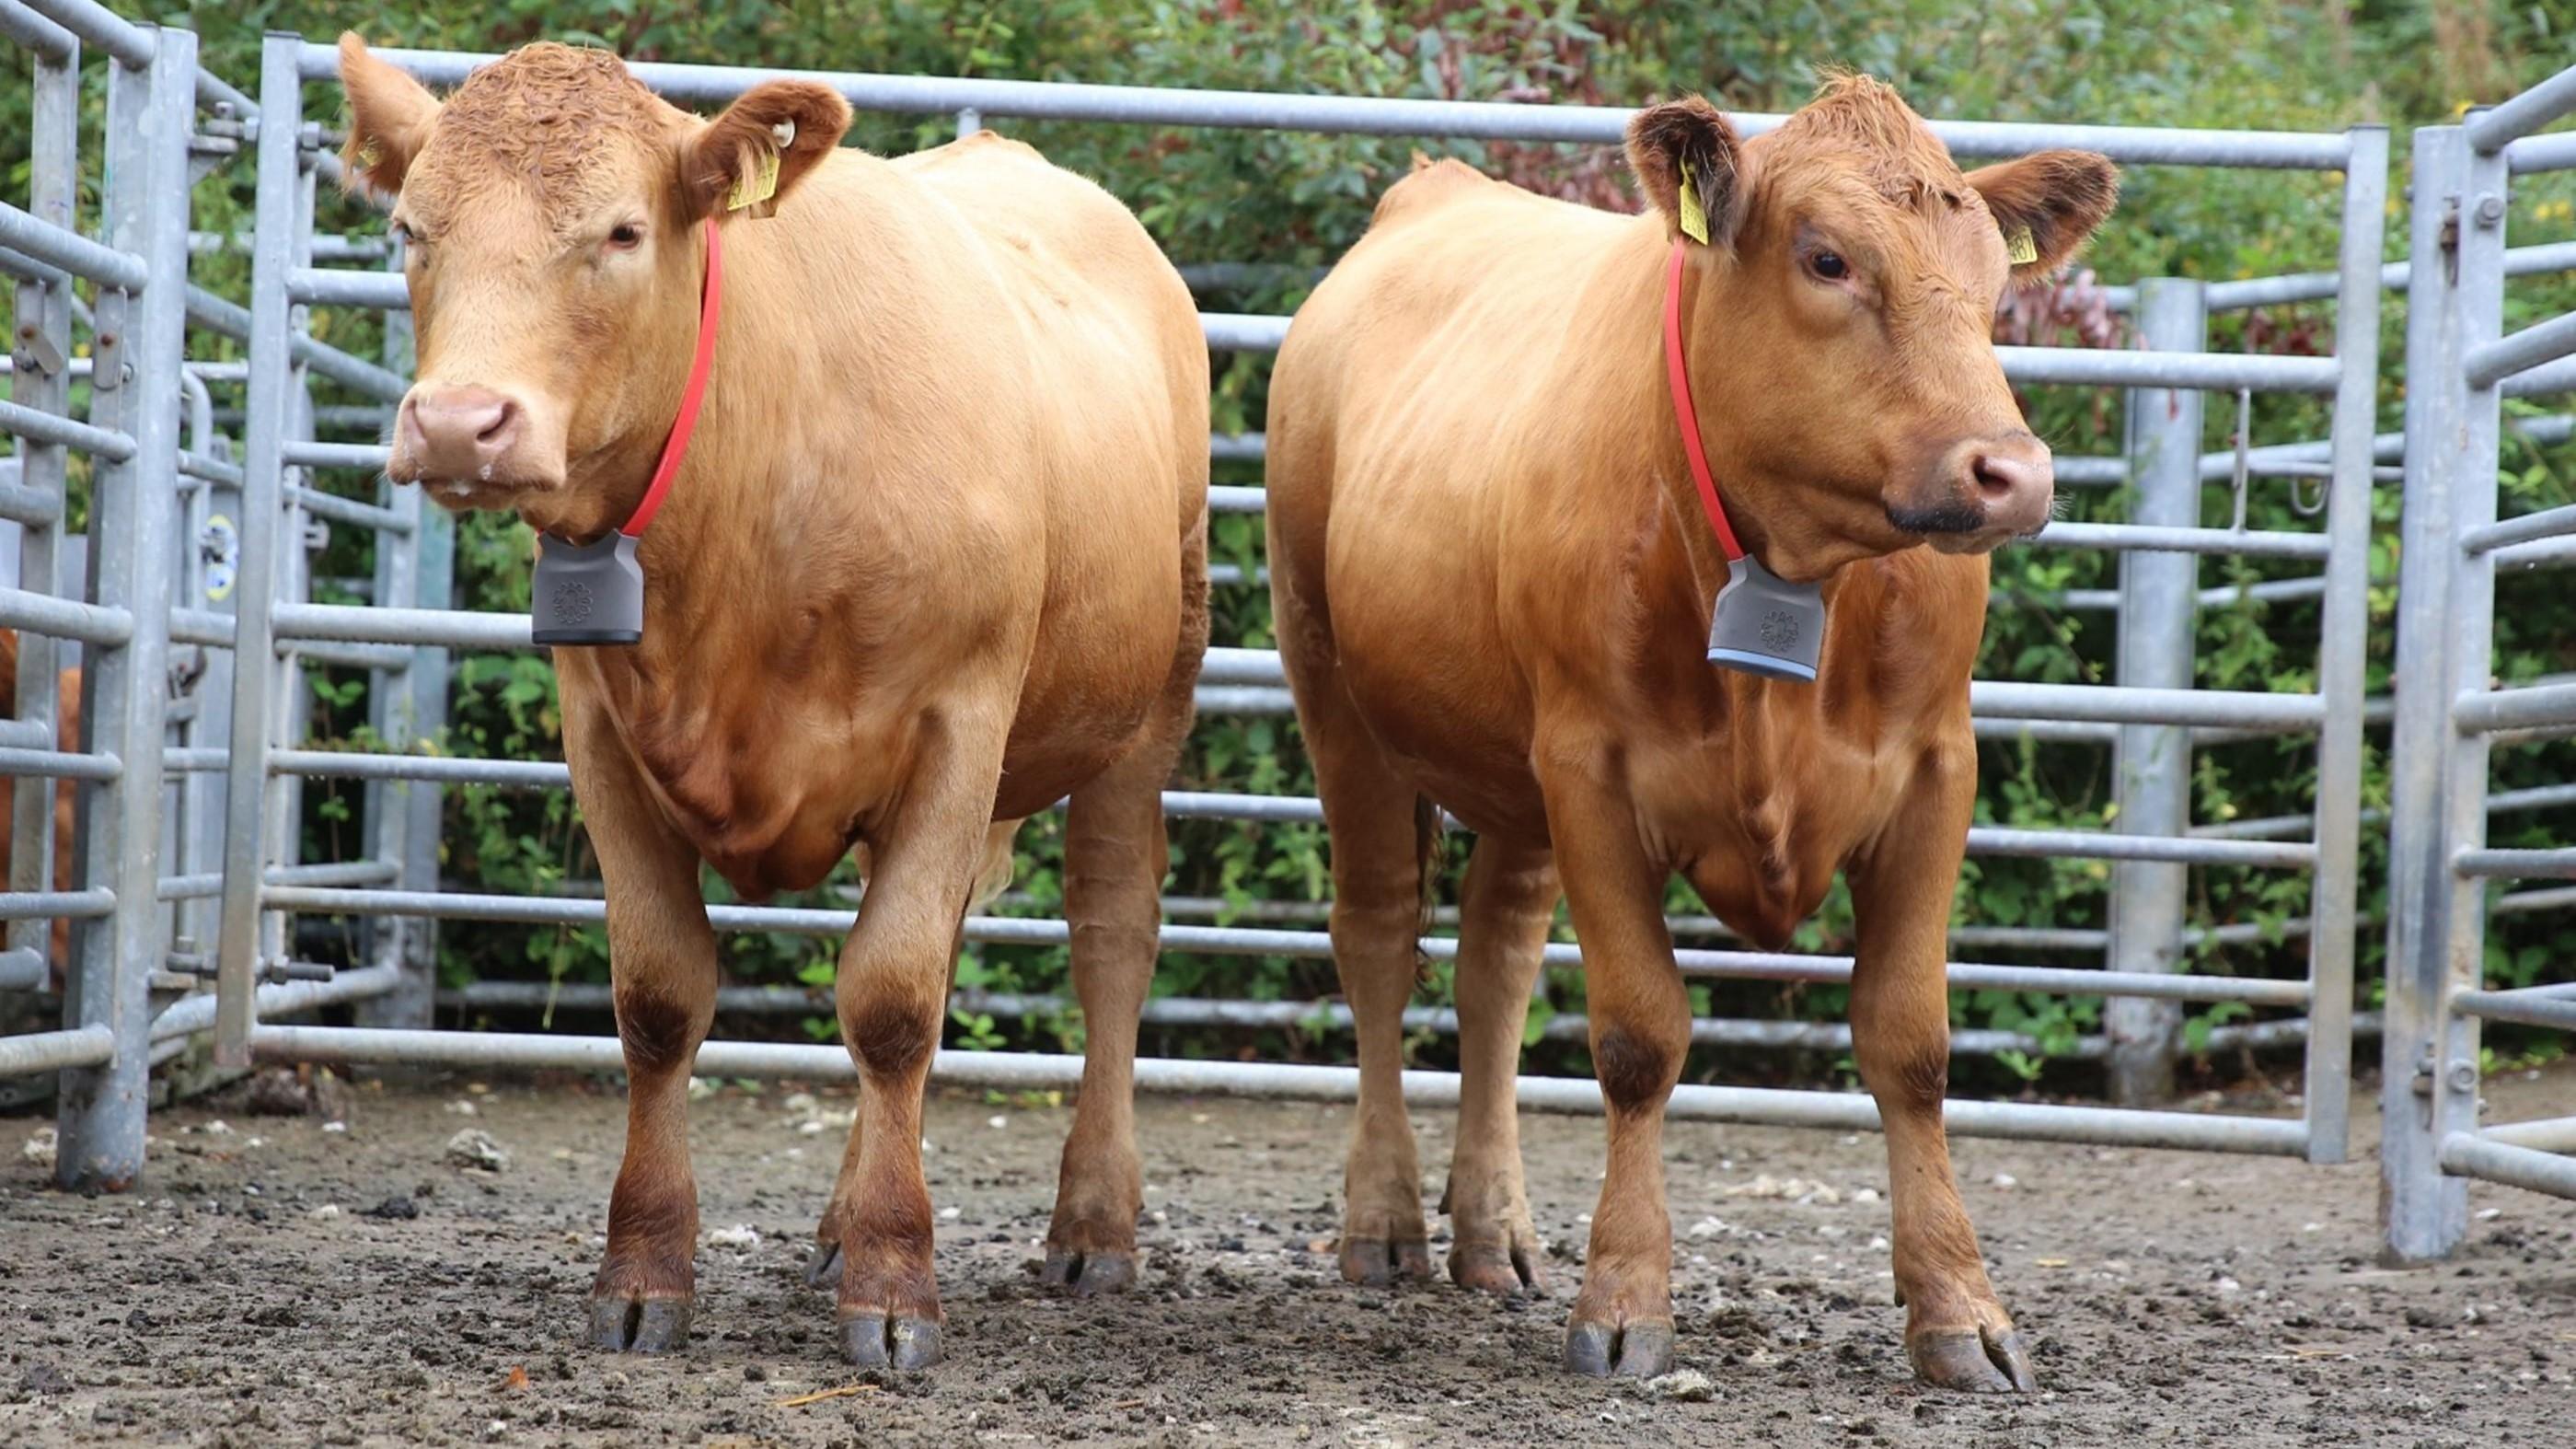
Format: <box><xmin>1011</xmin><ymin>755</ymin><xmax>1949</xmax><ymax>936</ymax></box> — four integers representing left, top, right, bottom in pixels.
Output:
<box><xmin>829</xmin><ymin>710</ymin><xmax>1013</xmax><ymax>1370</ymax></box>
<box><xmin>1851</xmin><ymin>772</ymin><xmax>2034</xmax><ymax>1393</ymax></box>
<box><xmin>569</xmin><ymin>694</ymin><xmax>719</xmax><ymax>1353</ymax></box>
<box><xmin>1044</xmin><ymin>541</ymin><xmax>1206</xmax><ymax>1293</ymax></box>
<box><xmin>1277</xmin><ymin>628</ymin><xmax>1436</xmax><ymax>1285</ymax></box>
<box><xmin>1442</xmin><ymin>833</ymin><xmax>1557</xmax><ymax>1295</ymax></box>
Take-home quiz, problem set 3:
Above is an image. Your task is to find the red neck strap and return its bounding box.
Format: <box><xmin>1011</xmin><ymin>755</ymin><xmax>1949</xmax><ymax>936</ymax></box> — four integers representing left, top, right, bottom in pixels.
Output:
<box><xmin>1662</xmin><ymin>237</ymin><xmax>1744</xmax><ymax>562</ymax></box>
<box><xmin>619</xmin><ymin>217</ymin><xmax>723</xmax><ymax>539</ymax></box>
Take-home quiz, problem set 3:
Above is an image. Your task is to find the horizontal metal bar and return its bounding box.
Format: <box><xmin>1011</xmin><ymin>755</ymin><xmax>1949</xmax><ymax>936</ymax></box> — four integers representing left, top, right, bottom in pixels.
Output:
<box><xmin>182</xmin><ymin>285</ymin><xmax>410</xmax><ymax>402</ymax></box>
<box><xmin>189</xmin><ymin>231</ymin><xmax>387</xmax><ymax>261</ymax></box>
<box><xmin>2466</xmin><ymin>65</ymin><xmax>2576</xmax><ymax>154</ymax></box>
<box><xmin>148</xmin><ymin>963</ymin><xmax>401</xmax><ymax>1045</ymax></box>
<box><xmin>179</xmin><ymin>449</ymin><xmax>241</xmax><ymax>488</ymax></box>
<box><xmin>1210</xmin><ymin>432</ymin><xmax>1264</xmax><ymax>462</ymax></box>
<box><xmin>0</xmin><ymin>480</ymin><xmax>65</xmax><ymax>527</ymax></box>
<box><xmin>0</xmin><ymin>1023</ymin><xmax>115</xmax><ymax>1077</ymax></box>
<box><xmin>306</xmin><ymin>44</ymin><xmax>2357</xmax><ymax>168</ymax></box>
<box><xmin>2455</xmin><ymin>848</ymin><xmax>2576</xmax><ymax>881</ymax></box>
<box><xmin>2463</xmin><ymin>502</ymin><xmax>2576</xmax><ymax>555</ymax></box>
<box><xmin>2201</xmin><ymin>240</ymin><xmax>2576</xmax><ymax>311</ymax></box>
<box><xmin>167</xmin><ymin>607</ymin><xmax>232</xmax><ymax>647</ymax></box>
<box><xmin>0</xmin><ymin>199</ymin><xmax>148</xmax><ymax>290</ymax></box>
<box><xmin>2454</xmin><ymin>682</ymin><xmax>2576</xmax><ymax>735</ymax></box>
<box><xmin>0</xmin><ymin>945</ymin><xmax>46</xmax><ymax>991</ymax></box>
<box><xmin>0</xmin><ymin>747</ymin><xmax>119</xmax><ymax>782</ymax></box>
<box><xmin>287</xmin><ymin>484</ymin><xmax>413</xmax><ymax>535</ymax></box>
<box><xmin>265</xmin><ymin>886</ymin><xmax>2305</xmax><ymax>1005</ymax></box>
<box><xmin>2449</xmin><ymin>988</ymin><xmax>2576</xmax><ymax>1031</ymax></box>
<box><xmin>2493</xmin><ymin>533</ymin><xmax>2576</xmax><ymax>573</ymax></box>
<box><xmin>1207</xmin><ymin>485</ymin><xmax>1265</xmax><ymax>514</ymax></box>
<box><xmin>0</xmin><ymin>887</ymin><xmax>111</xmax><ymax>920</ymax></box>
<box><xmin>2503</xmin><ymin>354</ymin><xmax>2576</xmax><ymax>400</ymax></box>
<box><xmin>1965</xmin><ymin>827</ymin><xmax>2314</xmax><ymax>869</ymax></box>
<box><xmin>0</xmin><ymin>399</ymin><xmax>136</xmax><ymax>462</ymax></box>
<box><xmin>2512</xmin><ymin>131</ymin><xmax>2576</xmax><ymax>175</ymax></box>
<box><xmin>160</xmin><ymin>860</ymin><xmax>407</xmax><ymax>901</ymax></box>
<box><xmin>0</xmin><ymin>1</ymin><xmax>75</xmax><ymax>62</ymax></box>
<box><xmin>2465</xmin><ymin>309</ymin><xmax>2576</xmax><ymax>391</ymax></box>
<box><xmin>268</xmin><ymin>749</ymin><xmax>568</xmax><ymax>788</ymax></box>
<box><xmin>287</xmin><ymin>266</ymin><xmax>406</xmax><ymax>309</ymax></box>
<box><xmin>18</xmin><ymin>0</ymin><xmax>152</xmax><ymax>66</ymax></box>
<box><xmin>2439</xmin><ymin>1131</ymin><xmax>2576</xmax><ymax>1200</ymax></box>
<box><xmin>2481</xmin><ymin>1115</ymin><xmax>2576</xmax><ymax>1153</ymax></box>
<box><xmin>273</xmin><ymin>602</ymin><xmax>531</xmax><ymax>650</ymax></box>
<box><xmin>0</xmin><ymin>585</ymin><xmax>133</xmax><ymax>647</ymax></box>
<box><xmin>249</xmin><ymin>1022</ymin><xmax>2311</xmax><ymax>1153</ymax></box>
<box><xmin>2028</xmin><ymin>521</ymin><xmax>2329</xmax><ymax>559</ymax></box>
<box><xmin>2494</xmin><ymin>885</ymin><xmax>2576</xmax><ymax>916</ymax></box>
<box><xmin>283</xmin><ymin>440</ymin><xmax>393</xmax><ymax>470</ymax></box>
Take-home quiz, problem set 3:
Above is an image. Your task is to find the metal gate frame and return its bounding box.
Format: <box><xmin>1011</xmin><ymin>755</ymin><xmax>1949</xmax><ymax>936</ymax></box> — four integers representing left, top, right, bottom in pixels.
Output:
<box><xmin>174</xmin><ymin>31</ymin><xmax>2398</xmax><ymax>1166</ymax></box>
<box><xmin>2380</xmin><ymin>73</ymin><xmax>2576</xmax><ymax>1261</ymax></box>
<box><xmin>6</xmin><ymin>4</ymin><xmax>2565</xmax><ymax>1231</ymax></box>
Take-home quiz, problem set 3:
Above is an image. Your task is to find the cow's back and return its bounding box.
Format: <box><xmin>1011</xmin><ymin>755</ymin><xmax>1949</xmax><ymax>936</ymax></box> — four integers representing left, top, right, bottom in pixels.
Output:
<box><xmin>1266</xmin><ymin>162</ymin><xmax>1649</xmax><ymax>828</ymax></box>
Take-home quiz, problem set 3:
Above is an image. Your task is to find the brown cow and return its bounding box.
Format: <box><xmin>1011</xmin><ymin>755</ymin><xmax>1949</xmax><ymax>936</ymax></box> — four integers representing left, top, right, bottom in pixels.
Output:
<box><xmin>1265</xmin><ymin>76</ymin><xmax>2113</xmax><ymax>1388</ymax></box>
<box><xmin>337</xmin><ymin>37</ymin><xmax>1210</xmax><ymax>1368</ymax></box>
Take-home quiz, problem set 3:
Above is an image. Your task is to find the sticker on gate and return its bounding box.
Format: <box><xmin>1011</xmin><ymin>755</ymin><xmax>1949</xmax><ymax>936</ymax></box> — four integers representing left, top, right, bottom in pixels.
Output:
<box><xmin>202</xmin><ymin>514</ymin><xmax>238</xmax><ymax>602</ymax></box>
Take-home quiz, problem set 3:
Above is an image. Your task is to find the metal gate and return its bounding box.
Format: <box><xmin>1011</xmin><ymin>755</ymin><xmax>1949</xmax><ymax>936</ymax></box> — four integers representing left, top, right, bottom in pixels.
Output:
<box><xmin>0</xmin><ymin>0</ymin><xmax>2569</xmax><ymax>1265</ymax></box>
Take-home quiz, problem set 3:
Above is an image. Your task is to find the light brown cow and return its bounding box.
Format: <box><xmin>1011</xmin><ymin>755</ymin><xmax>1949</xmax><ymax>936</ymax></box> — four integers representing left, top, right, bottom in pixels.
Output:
<box><xmin>338</xmin><ymin>37</ymin><xmax>1209</xmax><ymax>1369</ymax></box>
<box><xmin>0</xmin><ymin>629</ymin><xmax>79</xmax><ymax>971</ymax></box>
<box><xmin>1265</xmin><ymin>76</ymin><xmax>2113</xmax><ymax>1388</ymax></box>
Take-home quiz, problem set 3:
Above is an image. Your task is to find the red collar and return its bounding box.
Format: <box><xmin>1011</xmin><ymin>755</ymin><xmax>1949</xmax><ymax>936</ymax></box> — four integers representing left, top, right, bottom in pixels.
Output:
<box><xmin>618</xmin><ymin>216</ymin><xmax>723</xmax><ymax>538</ymax></box>
<box><xmin>1662</xmin><ymin>237</ymin><xmax>1744</xmax><ymax>562</ymax></box>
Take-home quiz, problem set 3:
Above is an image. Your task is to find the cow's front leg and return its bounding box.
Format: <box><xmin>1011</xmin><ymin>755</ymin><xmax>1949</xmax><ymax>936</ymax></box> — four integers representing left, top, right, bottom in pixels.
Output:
<box><xmin>1541</xmin><ymin>747</ymin><xmax>1689</xmax><ymax>1377</ymax></box>
<box><xmin>1849</xmin><ymin>760</ymin><xmax>2034</xmax><ymax>1393</ymax></box>
<box><xmin>568</xmin><ymin>693</ymin><xmax>718</xmax><ymax>1353</ymax></box>
<box><xmin>830</xmin><ymin>715</ymin><xmax>1011</xmax><ymax>1370</ymax></box>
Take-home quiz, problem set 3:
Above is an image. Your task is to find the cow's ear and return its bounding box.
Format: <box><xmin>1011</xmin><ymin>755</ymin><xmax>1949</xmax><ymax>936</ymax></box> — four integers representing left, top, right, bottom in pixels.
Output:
<box><xmin>1625</xmin><ymin>97</ymin><xmax>1746</xmax><ymax>251</ymax></box>
<box><xmin>1966</xmin><ymin>150</ymin><xmax>2120</xmax><ymax>284</ymax></box>
<box><xmin>677</xmin><ymin>80</ymin><xmax>852</xmax><ymax>222</ymax></box>
<box><xmin>338</xmin><ymin>33</ymin><xmax>441</xmax><ymax>199</ymax></box>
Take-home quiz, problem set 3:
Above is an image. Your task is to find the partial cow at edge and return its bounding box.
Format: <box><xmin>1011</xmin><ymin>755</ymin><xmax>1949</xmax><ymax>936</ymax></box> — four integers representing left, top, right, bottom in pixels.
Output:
<box><xmin>337</xmin><ymin>35</ymin><xmax>1210</xmax><ymax>1370</ymax></box>
<box><xmin>1265</xmin><ymin>75</ymin><xmax>2114</xmax><ymax>1388</ymax></box>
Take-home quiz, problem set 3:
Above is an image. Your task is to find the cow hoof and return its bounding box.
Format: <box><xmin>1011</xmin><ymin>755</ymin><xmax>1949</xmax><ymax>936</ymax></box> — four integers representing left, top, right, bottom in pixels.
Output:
<box><xmin>588</xmin><ymin>1294</ymin><xmax>691</xmax><ymax>1353</ymax></box>
<box><xmin>1338</xmin><ymin>1235</ymin><xmax>1433</xmax><ymax>1288</ymax></box>
<box><xmin>1450</xmin><ymin>1242</ymin><xmax>1543</xmax><ymax>1297</ymax></box>
<box><xmin>1564</xmin><ymin>1318</ymin><xmax>1674</xmax><ymax>1378</ymax></box>
<box><xmin>1909</xmin><ymin>1325</ymin><xmax>2036</xmax><ymax>1394</ymax></box>
<box><xmin>1040</xmin><ymin>1246</ymin><xmax>1137</xmax><ymax>1296</ymax></box>
<box><xmin>803</xmin><ymin>1242</ymin><xmax>844</xmax><ymax>1289</ymax></box>
<box><xmin>840</xmin><ymin>1312</ymin><xmax>942</xmax><ymax>1371</ymax></box>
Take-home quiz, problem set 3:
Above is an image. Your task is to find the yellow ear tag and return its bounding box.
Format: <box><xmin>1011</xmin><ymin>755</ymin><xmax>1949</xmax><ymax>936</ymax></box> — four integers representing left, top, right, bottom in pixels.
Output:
<box><xmin>355</xmin><ymin>137</ymin><xmax>381</xmax><ymax>169</ymax></box>
<box><xmin>725</xmin><ymin>148</ymin><xmax>781</xmax><ymax>214</ymax></box>
<box><xmin>1676</xmin><ymin>157</ymin><xmax>1712</xmax><ymax>246</ymax></box>
<box><xmin>2004</xmin><ymin>224</ymin><xmax>2039</xmax><ymax>266</ymax></box>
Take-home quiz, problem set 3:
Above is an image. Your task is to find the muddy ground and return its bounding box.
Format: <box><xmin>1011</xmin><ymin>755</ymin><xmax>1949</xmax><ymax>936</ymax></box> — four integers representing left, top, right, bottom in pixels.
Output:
<box><xmin>1</xmin><ymin>1062</ymin><xmax>2570</xmax><ymax>1448</ymax></box>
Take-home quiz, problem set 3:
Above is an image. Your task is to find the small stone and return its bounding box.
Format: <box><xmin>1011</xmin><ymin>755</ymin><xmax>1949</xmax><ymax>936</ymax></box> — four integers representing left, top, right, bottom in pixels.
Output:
<box><xmin>1649</xmin><ymin>1368</ymin><xmax>1715</xmax><ymax>1403</ymax></box>
<box><xmin>21</xmin><ymin>1362</ymin><xmax>71</xmax><ymax>1397</ymax></box>
<box><xmin>1686</xmin><ymin>1216</ymin><xmax>1727</xmax><ymax>1241</ymax></box>
<box><xmin>988</xmin><ymin>1115</ymin><xmax>1008</xmax><ymax>1130</ymax></box>
<box><xmin>1851</xmin><ymin>1188</ymin><xmax>1881</xmax><ymax>1205</ymax></box>
<box><xmin>797</xmin><ymin>1120</ymin><xmax>826</xmax><ymax>1136</ymax></box>
<box><xmin>1990</xmin><ymin>1173</ymin><xmax>2017</xmax><ymax>1189</ymax></box>
<box><xmin>307</xmin><ymin>1203</ymin><xmax>341</xmax><ymax>1222</ymax></box>
<box><xmin>444</xmin><ymin>1129</ymin><xmax>511</xmax><ymax>1173</ymax></box>
<box><xmin>362</xmin><ymin>1196</ymin><xmax>420</xmax><ymax>1221</ymax></box>
<box><xmin>938</xmin><ymin>1207</ymin><xmax>962</xmax><ymax>1221</ymax></box>
<box><xmin>21</xmin><ymin>1127</ymin><xmax>55</xmax><ymax>1165</ymax></box>
<box><xmin>204</xmin><ymin>1119</ymin><xmax>234</xmax><ymax>1136</ymax></box>
<box><xmin>781</xmin><ymin>1092</ymin><xmax>818</xmax><ymax>1114</ymax></box>
<box><xmin>687</xmin><ymin>1077</ymin><xmax>717</xmax><ymax>1101</ymax></box>
<box><xmin>445</xmin><ymin>1099</ymin><xmax>479</xmax><ymax>1117</ymax></box>
<box><xmin>706</xmin><ymin>1223</ymin><xmax>760</xmax><ymax>1251</ymax></box>
<box><xmin>322</xmin><ymin>1121</ymin><xmax>348</xmax><ymax>1135</ymax></box>
<box><xmin>2475</xmin><ymin>1208</ymin><xmax>2502</xmax><ymax>1222</ymax></box>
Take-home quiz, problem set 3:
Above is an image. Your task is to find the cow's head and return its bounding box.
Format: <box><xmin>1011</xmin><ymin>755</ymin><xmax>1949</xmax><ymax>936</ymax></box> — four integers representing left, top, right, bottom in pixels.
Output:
<box><xmin>1629</xmin><ymin>75</ymin><xmax>2116</xmax><ymax>578</ymax></box>
<box><xmin>338</xmin><ymin>36</ymin><xmax>850</xmax><ymax>528</ymax></box>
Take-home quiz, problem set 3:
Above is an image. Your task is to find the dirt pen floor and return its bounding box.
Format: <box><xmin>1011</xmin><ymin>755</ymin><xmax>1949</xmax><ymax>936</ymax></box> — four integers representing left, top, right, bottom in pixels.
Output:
<box><xmin>3</xmin><ymin>1062</ymin><xmax>2570</xmax><ymax>1448</ymax></box>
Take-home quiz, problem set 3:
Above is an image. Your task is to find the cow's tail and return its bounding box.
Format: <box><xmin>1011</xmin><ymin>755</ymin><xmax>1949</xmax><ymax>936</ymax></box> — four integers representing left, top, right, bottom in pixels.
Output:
<box><xmin>1413</xmin><ymin>794</ymin><xmax>1446</xmax><ymax>987</ymax></box>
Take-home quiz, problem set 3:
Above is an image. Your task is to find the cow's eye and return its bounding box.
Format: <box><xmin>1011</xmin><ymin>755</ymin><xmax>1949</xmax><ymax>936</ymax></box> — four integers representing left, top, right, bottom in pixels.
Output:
<box><xmin>389</xmin><ymin>220</ymin><xmax>416</xmax><ymax>248</ymax></box>
<box><xmin>1807</xmin><ymin>249</ymin><xmax>1850</xmax><ymax>282</ymax></box>
<box><xmin>606</xmin><ymin>223</ymin><xmax>644</xmax><ymax>250</ymax></box>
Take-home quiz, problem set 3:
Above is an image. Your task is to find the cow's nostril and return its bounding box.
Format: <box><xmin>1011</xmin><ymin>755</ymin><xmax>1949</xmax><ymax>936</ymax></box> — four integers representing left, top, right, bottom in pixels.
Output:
<box><xmin>476</xmin><ymin>400</ymin><xmax>519</xmax><ymax>446</ymax></box>
<box><xmin>1971</xmin><ymin>456</ymin><xmax>2017</xmax><ymax>499</ymax></box>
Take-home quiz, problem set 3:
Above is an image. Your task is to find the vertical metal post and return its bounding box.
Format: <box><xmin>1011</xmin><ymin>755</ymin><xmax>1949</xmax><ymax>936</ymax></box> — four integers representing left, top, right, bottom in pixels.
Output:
<box><xmin>2106</xmin><ymin>278</ymin><xmax>2206</xmax><ymax>1107</ymax></box>
<box><xmin>214</xmin><ymin>32</ymin><xmax>305</xmax><ymax>1066</ymax></box>
<box><xmin>2382</xmin><ymin>123</ymin><xmax>2501</xmax><ymax>1261</ymax></box>
<box><xmin>9</xmin><ymin>23</ymin><xmax>76</xmax><ymax>970</ymax></box>
<box><xmin>56</xmin><ymin>24</ymin><xmax>194</xmax><ymax>1190</ymax></box>
<box><xmin>955</xmin><ymin>107</ymin><xmax>983</xmax><ymax>139</ymax></box>
<box><xmin>2304</xmin><ymin>126</ymin><xmax>2388</xmax><ymax>1165</ymax></box>
<box><xmin>357</xmin><ymin>238</ymin><xmax>443</xmax><ymax>1030</ymax></box>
